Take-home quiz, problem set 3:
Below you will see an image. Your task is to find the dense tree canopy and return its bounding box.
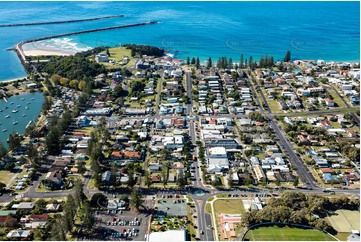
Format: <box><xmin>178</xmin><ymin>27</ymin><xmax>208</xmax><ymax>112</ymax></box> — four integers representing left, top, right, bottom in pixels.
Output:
<box><xmin>44</xmin><ymin>56</ymin><xmax>107</xmax><ymax>80</ymax></box>
<box><xmin>124</xmin><ymin>44</ymin><xmax>164</xmax><ymax>57</ymax></box>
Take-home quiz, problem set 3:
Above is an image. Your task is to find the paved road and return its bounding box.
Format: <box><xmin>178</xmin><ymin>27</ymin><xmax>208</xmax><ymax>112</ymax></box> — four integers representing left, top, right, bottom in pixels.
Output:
<box><xmin>154</xmin><ymin>69</ymin><xmax>164</xmax><ymax>115</ymax></box>
<box><xmin>248</xmin><ymin>70</ymin><xmax>319</xmax><ymax>189</ymax></box>
<box><xmin>185</xmin><ymin>70</ymin><xmax>193</xmax><ymax>115</ymax></box>
<box><xmin>270</xmin><ymin>119</ymin><xmax>317</xmax><ymax>188</ymax></box>
<box><xmin>325</xmin><ymin>84</ymin><xmax>360</xmax><ymax>127</ymax></box>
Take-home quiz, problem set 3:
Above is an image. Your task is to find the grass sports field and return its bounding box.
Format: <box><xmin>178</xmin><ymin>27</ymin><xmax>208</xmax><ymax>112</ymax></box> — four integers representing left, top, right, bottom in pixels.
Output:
<box><xmin>327</xmin><ymin>209</ymin><xmax>360</xmax><ymax>233</ymax></box>
<box><xmin>243</xmin><ymin>226</ymin><xmax>336</xmax><ymax>241</ymax></box>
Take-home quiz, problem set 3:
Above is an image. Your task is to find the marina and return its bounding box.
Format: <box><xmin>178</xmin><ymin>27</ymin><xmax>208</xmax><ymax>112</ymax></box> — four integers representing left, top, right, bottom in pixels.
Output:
<box><xmin>0</xmin><ymin>92</ymin><xmax>44</xmax><ymax>146</ymax></box>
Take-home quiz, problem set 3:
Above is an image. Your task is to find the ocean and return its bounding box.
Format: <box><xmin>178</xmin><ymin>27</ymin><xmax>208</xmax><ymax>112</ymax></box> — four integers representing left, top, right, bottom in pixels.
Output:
<box><xmin>0</xmin><ymin>1</ymin><xmax>359</xmax><ymax>82</ymax></box>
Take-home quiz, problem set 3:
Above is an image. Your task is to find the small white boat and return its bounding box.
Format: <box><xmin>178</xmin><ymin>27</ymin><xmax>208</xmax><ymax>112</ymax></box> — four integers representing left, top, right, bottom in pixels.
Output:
<box><xmin>17</xmin><ymin>104</ymin><xmax>21</xmax><ymax>108</ymax></box>
<box><xmin>5</xmin><ymin>115</ymin><xmax>10</xmax><ymax>118</ymax></box>
<box><xmin>10</xmin><ymin>102</ymin><xmax>14</xmax><ymax>104</ymax></box>
<box><xmin>25</xmin><ymin>106</ymin><xmax>29</xmax><ymax>110</ymax></box>
<box><xmin>26</xmin><ymin>120</ymin><xmax>32</xmax><ymax>128</ymax></box>
<box><xmin>13</xmin><ymin>121</ymin><xmax>18</xmax><ymax>125</ymax></box>
<box><xmin>0</xmin><ymin>109</ymin><xmax>2</xmax><ymax>112</ymax></box>
<box><xmin>31</xmin><ymin>98</ymin><xmax>34</xmax><ymax>100</ymax></box>
<box><xmin>21</xmin><ymin>98</ymin><xmax>25</xmax><ymax>100</ymax></box>
<box><xmin>27</xmin><ymin>102</ymin><xmax>30</xmax><ymax>104</ymax></box>
<box><xmin>2</xmin><ymin>129</ymin><xmax>7</xmax><ymax>132</ymax></box>
<box><xmin>22</xmin><ymin>114</ymin><xmax>26</xmax><ymax>117</ymax></box>
<box><xmin>12</xmin><ymin>109</ymin><xmax>18</xmax><ymax>113</ymax></box>
<box><xmin>4</xmin><ymin>106</ymin><xmax>8</xmax><ymax>109</ymax></box>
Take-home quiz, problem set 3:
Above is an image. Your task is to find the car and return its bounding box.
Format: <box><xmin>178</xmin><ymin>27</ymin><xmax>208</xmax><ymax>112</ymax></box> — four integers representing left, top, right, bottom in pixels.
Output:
<box><xmin>200</xmin><ymin>230</ymin><xmax>204</xmax><ymax>234</ymax></box>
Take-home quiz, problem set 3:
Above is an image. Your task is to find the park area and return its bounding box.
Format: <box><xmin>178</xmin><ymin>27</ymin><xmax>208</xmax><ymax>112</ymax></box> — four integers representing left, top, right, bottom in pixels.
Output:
<box><xmin>99</xmin><ymin>47</ymin><xmax>136</xmax><ymax>69</ymax></box>
<box><xmin>150</xmin><ymin>217</ymin><xmax>188</xmax><ymax>232</ymax></box>
<box><xmin>243</xmin><ymin>225</ymin><xmax>336</xmax><ymax>241</ymax></box>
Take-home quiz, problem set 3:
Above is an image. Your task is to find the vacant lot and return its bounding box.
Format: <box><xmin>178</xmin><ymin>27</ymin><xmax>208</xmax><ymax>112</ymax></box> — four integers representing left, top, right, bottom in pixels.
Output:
<box><xmin>213</xmin><ymin>199</ymin><xmax>245</xmax><ymax>215</ymax></box>
<box><xmin>327</xmin><ymin>209</ymin><xmax>360</xmax><ymax>233</ymax></box>
<box><xmin>243</xmin><ymin>225</ymin><xmax>336</xmax><ymax>241</ymax></box>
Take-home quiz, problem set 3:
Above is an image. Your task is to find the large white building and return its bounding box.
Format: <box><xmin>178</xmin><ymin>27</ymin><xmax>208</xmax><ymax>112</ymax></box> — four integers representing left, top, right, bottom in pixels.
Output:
<box><xmin>207</xmin><ymin>147</ymin><xmax>229</xmax><ymax>173</ymax></box>
<box><xmin>147</xmin><ymin>230</ymin><xmax>186</xmax><ymax>241</ymax></box>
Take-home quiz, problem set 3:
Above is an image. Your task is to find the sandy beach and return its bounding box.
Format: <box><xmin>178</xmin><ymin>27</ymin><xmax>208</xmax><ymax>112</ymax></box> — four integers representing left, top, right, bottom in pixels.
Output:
<box><xmin>23</xmin><ymin>49</ymin><xmax>72</xmax><ymax>56</ymax></box>
<box><xmin>1</xmin><ymin>76</ymin><xmax>27</xmax><ymax>83</ymax></box>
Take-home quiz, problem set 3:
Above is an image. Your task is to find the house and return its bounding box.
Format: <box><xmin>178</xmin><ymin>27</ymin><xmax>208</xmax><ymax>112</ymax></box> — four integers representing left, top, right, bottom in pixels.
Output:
<box><xmin>102</xmin><ymin>171</ymin><xmax>111</xmax><ymax>183</ymax></box>
<box><xmin>324</xmin><ymin>98</ymin><xmax>335</xmax><ymax>107</ymax></box>
<box><xmin>95</xmin><ymin>53</ymin><xmax>109</xmax><ymax>62</ymax></box>
<box><xmin>123</xmin><ymin>151</ymin><xmax>142</xmax><ymax>160</ymax></box>
<box><xmin>51</xmin><ymin>158</ymin><xmax>70</xmax><ymax>171</ymax></box>
<box><xmin>231</xmin><ymin>173</ymin><xmax>239</xmax><ymax>185</ymax></box>
<box><xmin>76</xmin><ymin>115</ymin><xmax>95</xmax><ymax>127</ymax></box>
<box><xmin>30</xmin><ymin>214</ymin><xmax>49</xmax><ymax>222</ymax></box>
<box><xmin>45</xmin><ymin>203</ymin><xmax>61</xmax><ymax>212</ymax></box>
<box><xmin>7</xmin><ymin>229</ymin><xmax>31</xmax><ymax>239</ymax></box>
<box><xmin>111</xmin><ymin>151</ymin><xmax>123</xmax><ymax>160</ymax></box>
<box><xmin>319</xmin><ymin>168</ymin><xmax>334</xmax><ymax>174</ymax></box>
<box><xmin>252</xmin><ymin>165</ymin><xmax>265</xmax><ymax>182</ymax></box>
<box><xmin>348</xmin><ymin>130</ymin><xmax>357</xmax><ymax>137</ymax></box>
<box><xmin>150</xmin><ymin>174</ymin><xmax>162</xmax><ymax>183</ymax></box>
<box><xmin>12</xmin><ymin>202</ymin><xmax>35</xmax><ymax>210</ymax></box>
<box><xmin>43</xmin><ymin>170</ymin><xmax>63</xmax><ymax>188</ymax></box>
<box><xmin>0</xmin><ymin>210</ymin><xmax>16</xmax><ymax>218</ymax></box>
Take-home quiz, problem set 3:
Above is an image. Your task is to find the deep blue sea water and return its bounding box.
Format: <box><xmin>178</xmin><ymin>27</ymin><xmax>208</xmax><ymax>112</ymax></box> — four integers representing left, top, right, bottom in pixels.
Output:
<box><xmin>0</xmin><ymin>1</ymin><xmax>359</xmax><ymax>81</ymax></box>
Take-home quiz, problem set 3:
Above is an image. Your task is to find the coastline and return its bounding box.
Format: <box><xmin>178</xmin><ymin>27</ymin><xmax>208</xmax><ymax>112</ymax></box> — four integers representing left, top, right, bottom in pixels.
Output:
<box><xmin>1</xmin><ymin>76</ymin><xmax>28</xmax><ymax>83</ymax></box>
<box><xmin>23</xmin><ymin>49</ymin><xmax>72</xmax><ymax>57</ymax></box>
<box><xmin>12</xmin><ymin>21</ymin><xmax>158</xmax><ymax>65</ymax></box>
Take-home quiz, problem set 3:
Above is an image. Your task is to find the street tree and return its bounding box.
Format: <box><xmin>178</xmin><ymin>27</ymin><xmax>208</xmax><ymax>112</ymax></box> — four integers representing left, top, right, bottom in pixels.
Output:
<box><xmin>207</xmin><ymin>57</ymin><xmax>212</xmax><ymax>68</ymax></box>
<box><xmin>27</xmin><ymin>143</ymin><xmax>38</xmax><ymax>164</ymax></box>
<box><xmin>144</xmin><ymin>172</ymin><xmax>152</xmax><ymax>188</ymax></box>
<box><xmin>130</xmin><ymin>188</ymin><xmax>144</xmax><ymax>211</ymax></box>
<box><xmin>0</xmin><ymin>141</ymin><xmax>7</xmax><ymax>158</ymax></box>
<box><xmin>195</xmin><ymin>57</ymin><xmax>200</xmax><ymax>69</ymax></box>
<box><xmin>8</xmin><ymin>132</ymin><xmax>22</xmax><ymax>151</ymax></box>
<box><xmin>284</xmin><ymin>50</ymin><xmax>291</xmax><ymax>62</ymax></box>
<box><xmin>293</xmin><ymin>177</ymin><xmax>299</xmax><ymax>187</ymax></box>
<box><xmin>82</xmin><ymin>201</ymin><xmax>95</xmax><ymax>230</ymax></box>
<box><xmin>177</xmin><ymin>169</ymin><xmax>187</xmax><ymax>188</ymax></box>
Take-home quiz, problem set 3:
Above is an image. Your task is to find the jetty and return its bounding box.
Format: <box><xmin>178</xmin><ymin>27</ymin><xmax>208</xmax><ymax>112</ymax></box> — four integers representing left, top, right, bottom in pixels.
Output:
<box><xmin>14</xmin><ymin>21</ymin><xmax>158</xmax><ymax>65</ymax></box>
<box><xmin>0</xmin><ymin>15</ymin><xmax>124</xmax><ymax>27</ymax></box>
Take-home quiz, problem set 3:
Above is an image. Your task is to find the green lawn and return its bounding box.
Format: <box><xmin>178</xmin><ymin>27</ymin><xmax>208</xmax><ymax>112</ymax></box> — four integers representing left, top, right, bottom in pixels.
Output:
<box><xmin>87</xmin><ymin>178</ymin><xmax>96</xmax><ymax>190</ymax></box>
<box><xmin>243</xmin><ymin>225</ymin><xmax>336</xmax><ymax>241</ymax></box>
<box><xmin>205</xmin><ymin>203</ymin><xmax>212</xmax><ymax>214</ymax></box>
<box><xmin>0</xmin><ymin>170</ymin><xmax>15</xmax><ymax>185</ymax></box>
<box><xmin>327</xmin><ymin>88</ymin><xmax>346</xmax><ymax>108</ymax></box>
<box><xmin>100</xmin><ymin>47</ymin><xmax>136</xmax><ymax>69</ymax></box>
<box><xmin>213</xmin><ymin>199</ymin><xmax>245</xmax><ymax>215</ymax></box>
<box><xmin>268</xmin><ymin>99</ymin><xmax>282</xmax><ymax>113</ymax></box>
